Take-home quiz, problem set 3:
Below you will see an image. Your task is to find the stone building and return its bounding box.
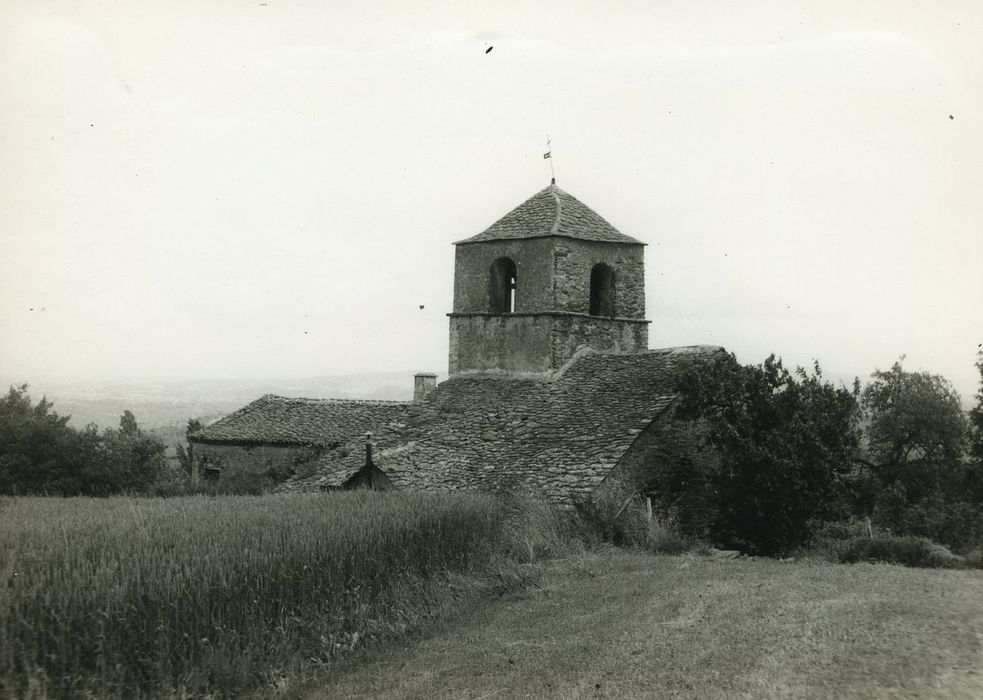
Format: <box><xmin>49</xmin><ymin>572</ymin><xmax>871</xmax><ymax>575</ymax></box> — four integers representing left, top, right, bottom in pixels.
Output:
<box><xmin>189</xmin><ymin>180</ymin><xmax>725</xmax><ymax>504</ymax></box>
<box><xmin>188</xmin><ymin>395</ymin><xmax>411</xmax><ymax>487</ymax></box>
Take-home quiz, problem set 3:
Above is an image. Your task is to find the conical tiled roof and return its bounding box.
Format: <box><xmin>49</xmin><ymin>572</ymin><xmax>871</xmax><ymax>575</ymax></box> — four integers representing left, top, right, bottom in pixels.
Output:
<box><xmin>456</xmin><ymin>182</ymin><xmax>643</xmax><ymax>245</ymax></box>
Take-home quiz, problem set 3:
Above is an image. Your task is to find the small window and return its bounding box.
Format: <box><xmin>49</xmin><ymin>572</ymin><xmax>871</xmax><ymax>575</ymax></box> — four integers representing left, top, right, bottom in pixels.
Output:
<box><xmin>489</xmin><ymin>257</ymin><xmax>517</xmax><ymax>313</ymax></box>
<box><xmin>589</xmin><ymin>263</ymin><xmax>616</xmax><ymax>316</ymax></box>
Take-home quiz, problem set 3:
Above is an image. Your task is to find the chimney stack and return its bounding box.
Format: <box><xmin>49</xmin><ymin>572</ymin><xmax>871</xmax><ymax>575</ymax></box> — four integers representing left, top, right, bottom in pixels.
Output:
<box><xmin>413</xmin><ymin>373</ymin><xmax>437</xmax><ymax>401</ymax></box>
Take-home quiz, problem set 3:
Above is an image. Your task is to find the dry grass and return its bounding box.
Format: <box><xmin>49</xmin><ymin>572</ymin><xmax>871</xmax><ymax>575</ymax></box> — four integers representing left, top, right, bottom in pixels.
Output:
<box><xmin>305</xmin><ymin>549</ymin><xmax>983</xmax><ymax>699</ymax></box>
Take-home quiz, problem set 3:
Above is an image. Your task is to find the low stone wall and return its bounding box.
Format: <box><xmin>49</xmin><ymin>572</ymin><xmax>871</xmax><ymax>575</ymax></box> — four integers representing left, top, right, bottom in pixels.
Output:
<box><xmin>190</xmin><ymin>442</ymin><xmax>323</xmax><ymax>484</ymax></box>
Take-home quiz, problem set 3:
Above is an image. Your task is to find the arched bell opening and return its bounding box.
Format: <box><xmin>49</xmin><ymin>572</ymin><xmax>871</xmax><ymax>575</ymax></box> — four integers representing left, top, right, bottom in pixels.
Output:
<box><xmin>589</xmin><ymin>263</ymin><xmax>616</xmax><ymax>317</ymax></box>
<box><xmin>489</xmin><ymin>257</ymin><xmax>517</xmax><ymax>313</ymax></box>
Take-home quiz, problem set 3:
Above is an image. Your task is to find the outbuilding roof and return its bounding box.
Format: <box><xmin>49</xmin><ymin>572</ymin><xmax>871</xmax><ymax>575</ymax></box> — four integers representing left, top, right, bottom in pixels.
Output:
<box><xmin>455</xmin><ymin>182</ymin><xmax>643</xmax><ymax>246</ymax></box>
<box><xmin>189</xmin><ymin>395</ymin><xmax>410</xmax><ymax>447</ymax></box>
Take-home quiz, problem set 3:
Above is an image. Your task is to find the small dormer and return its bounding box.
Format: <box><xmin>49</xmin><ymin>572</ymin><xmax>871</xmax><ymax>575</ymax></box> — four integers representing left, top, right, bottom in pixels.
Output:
<box><xmin>448</xmin><ymin>181</ymin><xmax>650</xmax><ymax>374</ymax></box>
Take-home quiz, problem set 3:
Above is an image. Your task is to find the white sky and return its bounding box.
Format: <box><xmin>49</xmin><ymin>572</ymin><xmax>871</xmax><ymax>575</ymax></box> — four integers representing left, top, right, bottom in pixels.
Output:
<box><xmin>2</xmin><ymin>1</ymin><xmax>981</xmax><ymax>400</ymax></box>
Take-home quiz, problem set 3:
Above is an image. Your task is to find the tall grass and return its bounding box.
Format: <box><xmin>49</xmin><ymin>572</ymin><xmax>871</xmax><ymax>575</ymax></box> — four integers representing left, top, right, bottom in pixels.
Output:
<box><xmin>573</xmin><ymin>476</ymin><xmax>692</xmax><ymax>554</ymax></box>
<box><xmin>0</xmin><ymin>492</ymin><xmax>513</xmax><ymax>698</ymax></box>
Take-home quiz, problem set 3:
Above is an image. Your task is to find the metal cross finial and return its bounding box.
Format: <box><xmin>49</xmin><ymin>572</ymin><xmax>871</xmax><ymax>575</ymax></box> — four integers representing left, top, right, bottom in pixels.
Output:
<box><xmin>544</xmin><ymin>133</ymin><xmax>555</xmax><ymax>184</ymax></box>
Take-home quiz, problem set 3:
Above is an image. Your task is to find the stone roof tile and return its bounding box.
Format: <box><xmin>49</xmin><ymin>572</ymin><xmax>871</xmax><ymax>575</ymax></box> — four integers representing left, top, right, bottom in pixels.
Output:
<box><xmin>456</xmin><ymin>183</ymin><xmax>643</xmax><ymax>245</ymax></box>
<box><xmin>189</xmin><ymin>395</ymin><xmax>410</xmax><ymax>447</ymax></box>
<box><xmin>356</xmin><ymin>346</ymin><xmax>724</xmax><ymax>504</ymax></box>
<box><xmin>219</xmin><ymin>347</ymin><xmax>725</xmax><ymax>503</ymax></box>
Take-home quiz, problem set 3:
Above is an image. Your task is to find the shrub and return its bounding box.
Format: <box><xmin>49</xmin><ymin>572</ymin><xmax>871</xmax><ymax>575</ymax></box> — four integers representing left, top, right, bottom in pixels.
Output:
<box><xmin>573</xmin><ymin>477</ymin><xmax>697</xmax><ymax>553</ymax></box>
<box><xmin>802</xmin><ymin>518</ymin><xmax>874</xmax><ymax>561</ymax></box>
<box><xmin>573</xmin><ymin>478</ymin><xmax>652</xmax><ymax>547</ymax></box>
<box><xmin>835</xmin><ymin>535</ymin><xmax>964</xmax><ymax>569</ymax></box>
<box><xmin>147</xmin><ymin>462</ymin><xmax>193</xmax><ymax>497</ymax></box>
<box><xmin>808</xmin><ymin>517</ymin><xmax>874</xmax><ymax>541</ymax></box>
<box><xmin>872</xmin><ymin>483</ymin><xmax>983</xmax><ymax>554</ymax></box>
<box><xmin>646</xmin><ymin>517</ymin><xmax>691</xmax><ymax>554</ymax></box>
<box><xmin>964</xmin><ymin>548</ymin><xmax>983</xmax><ymax>569</ymax></box>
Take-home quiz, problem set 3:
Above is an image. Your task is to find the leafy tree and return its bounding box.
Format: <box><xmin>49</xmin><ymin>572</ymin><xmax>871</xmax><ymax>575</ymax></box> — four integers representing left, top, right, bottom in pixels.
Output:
<box><xmin>971</xmin><ymin>347</ymin><xmax>983</xmax><ymax>461</ymax></box>
<box><xmin>671</xmin><ymin>354</ymin><xmax>862</xmax><ymax>555</ymax></box>
<box><xmin>860</xmin><ymin>359</ymin><xmax>982</xmax><ymax>549</ymax></box>
<box><xmin>119</xmin><ymin>409</ymin><xmax>139</xmax><ymax>436</ymax></box>
<box><xmin>0</xmin><ymin>385</ymin><xmax>165</xmax><ymax>496</ymax></box>
<box><xmin>176</xmin><ymin>418</ymin><xmax>203</xmax><ymax>476</ymax></box>
<box><xmin>93</xmin><ymin>412</ymin><xmax>167</xmax><ymax>495</ymax></box>
<box><xmin>861</xmin><ymin>360</ymin><xmax>966</xmax><ymax>495</ymax></box>
<box><xmin>0</xmin><ymin>385</ymin><xmax>78</xmax><ymax>494</ymax></box>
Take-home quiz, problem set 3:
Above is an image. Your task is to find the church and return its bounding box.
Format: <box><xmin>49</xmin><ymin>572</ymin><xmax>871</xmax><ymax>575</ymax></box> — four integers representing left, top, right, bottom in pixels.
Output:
<box><xmin>189</xmin><ymin>181</ymin><xmax>724</xmax><ymax>505</ymax></box>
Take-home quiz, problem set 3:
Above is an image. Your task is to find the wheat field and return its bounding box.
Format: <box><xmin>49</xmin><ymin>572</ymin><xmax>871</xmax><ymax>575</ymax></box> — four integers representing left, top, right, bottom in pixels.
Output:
<box><xmin>0</xmin><ymin>492</ymin><xmax>507</xmax><ymax>698</ymax></box>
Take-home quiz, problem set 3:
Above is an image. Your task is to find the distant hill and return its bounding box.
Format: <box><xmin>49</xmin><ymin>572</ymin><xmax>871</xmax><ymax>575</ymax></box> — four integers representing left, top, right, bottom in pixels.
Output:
<box><xmin>1</xmin><ymin>372</ymin><xmax>439</xmax><ymax>432</ymax></box>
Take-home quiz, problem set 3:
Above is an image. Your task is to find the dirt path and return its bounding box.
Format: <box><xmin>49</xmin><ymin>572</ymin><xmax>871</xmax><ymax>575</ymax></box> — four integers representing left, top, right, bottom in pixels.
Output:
<box><xmin>304</xmin><ymin>550</ymin><xmax>983</xmax><ymax>699</ymax></box>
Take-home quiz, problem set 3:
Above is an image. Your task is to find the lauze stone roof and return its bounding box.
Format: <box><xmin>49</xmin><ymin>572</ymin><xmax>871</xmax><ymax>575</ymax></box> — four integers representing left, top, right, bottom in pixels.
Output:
<box><xmin>190</xmin><ymin>395</ymin><xmax>411</xmax><ymax>447</ymax></box>
<box><xmin>371</xmin><ymin>346</ymin><xmax>721</xmax><ymax>503</ymax></box>
<box><xmin>278</xmin><ymin>346</ymin><xmax>724</xmax><ymax>503</ymax></box>
<box><xmin>194</xmin><ymin>346</ymin><xmax>725</xmax><ymax>504</ymax></box>
<box><xmin>455</xmin><ymin>183</ymin><xmax>643</xmax><ymax>246</ymax></box>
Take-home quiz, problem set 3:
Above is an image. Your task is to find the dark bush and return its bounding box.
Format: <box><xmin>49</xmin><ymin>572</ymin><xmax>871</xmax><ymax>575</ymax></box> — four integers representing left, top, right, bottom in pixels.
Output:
<box><xmin>808</xmin><ymin>517</ymin><xmax>873</xmax><ymax>541</ymax></box>
<box><xmin>0</xmin><ymin>386</ymin><xmax>166</xmax><ymax>496</ymax></box>
<box><xmin>671</xmin><ymin>354</ymin><xmax>862</xmax><ymax>555</ymax></box>
<box><xmin>872</xmin><ymin>482</ymin><xmax>983</xmax><ymax>554</ymax></box>
<box><xmin>965</xmin><ymin>548</ymin><xmax>983</xmax><ymax>569</ymax></box>
<box><xmin>835</xmin><ymin>535</ymin><xmax>963</xmax><ymax>569</ymax></box>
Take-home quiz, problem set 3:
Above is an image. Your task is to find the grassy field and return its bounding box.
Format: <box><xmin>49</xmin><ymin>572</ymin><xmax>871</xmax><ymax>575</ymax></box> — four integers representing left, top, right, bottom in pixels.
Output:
<box><xmin>5</xmin><ymin>495</ymin><xmax>982</xmax><ymax>699</ymax></box>
<box><xmin>0</xmin><ymin>492</ymin><xmax>528</xmax><ymax>698</ymax></box>
<box><xmin>306</xmin><ymin>549</ymin><xmax>983</xmax><ymax>699</ymax></box>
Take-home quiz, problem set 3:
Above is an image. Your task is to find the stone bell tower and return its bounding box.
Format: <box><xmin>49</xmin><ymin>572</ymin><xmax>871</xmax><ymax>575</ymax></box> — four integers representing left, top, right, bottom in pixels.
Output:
<box><xmin>448</xmin><ymin>180</ymin><xmax>650</xmax><ymax>374</ymax></box>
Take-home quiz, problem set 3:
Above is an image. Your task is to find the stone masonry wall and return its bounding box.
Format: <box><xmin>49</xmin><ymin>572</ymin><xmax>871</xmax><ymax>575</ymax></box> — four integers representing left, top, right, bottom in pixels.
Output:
<box><xmin>449</xmin><ymin>235</ymin><xmax>649</xmax><ymax>374</ymax></box>
<box><xmin>448</xmin><ymin>313</ymin><xmax>649</xmax><ymax>374</ymax></box>
<box><xmin>602</xmin><ymin>411</ymin><xmax>676</xmax><ymax>490</ymax></box>
<box><xmin>604</xmin><ymin>410</ymin><xmax>722</xmax><ymax>535</ymax></box>
<box><xmin>453</xmin><ymin>237</ymin><xmax>645</xmax><ymax>318</ymax></box>
<box><xmin>190</xmin><ymin>442</ymin><xmax>323</xmax><ymax>483</ymax></box>
<box><xmin>549</xmin><ymin>315</ymin><xmax>648</xmax><ymax>368</ymax></box>
<box><xmin>453</xmin><ymin>238</ymin><xmax>557</xmax><ymax>313</ymax></box>
<box><xmin>552</xmin><ymin>239</ymin><xmax>645</xmax><ymax>318</ymax></box>
<box><xmin>448</xmin><ymin>314</ymin><xmax>555</xmax><ymax>373</ymax></box>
